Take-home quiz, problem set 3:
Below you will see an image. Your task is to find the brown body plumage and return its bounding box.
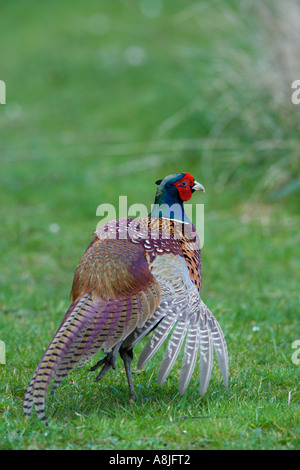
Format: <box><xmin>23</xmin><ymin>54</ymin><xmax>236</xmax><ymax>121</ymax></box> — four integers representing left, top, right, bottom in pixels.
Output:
<box><xmin>24</xmin><ymin>173</ymin><xmax>228</xmax><ymax>424</ymax></box>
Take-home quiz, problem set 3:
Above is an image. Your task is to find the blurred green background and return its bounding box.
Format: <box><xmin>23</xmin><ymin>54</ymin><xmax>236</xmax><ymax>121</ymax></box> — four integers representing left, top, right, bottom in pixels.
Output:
<box><xmin>0</xmin><ymin>0</ymin><xmax>299</xmax><ymax>450</ymax></box>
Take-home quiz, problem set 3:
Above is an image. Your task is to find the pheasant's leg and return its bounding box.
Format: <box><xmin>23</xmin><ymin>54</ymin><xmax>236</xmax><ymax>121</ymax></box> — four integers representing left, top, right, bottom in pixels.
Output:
<box><xmin>120</xmin><ymin>348</ymin><xmax>136</xmax><ymax>400</ymax></box>
<box><xmin>89</xmin><ymin>342</ymin><xmax>121</xmax><ymax>382</ymax></box>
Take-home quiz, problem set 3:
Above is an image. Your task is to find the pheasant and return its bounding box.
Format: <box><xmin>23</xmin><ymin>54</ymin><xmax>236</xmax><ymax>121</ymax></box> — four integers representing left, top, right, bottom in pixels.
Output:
<box><xmin>24</xmin><ymin>172</ymin><xmax>228</xmax><ymax>424</ymax></box>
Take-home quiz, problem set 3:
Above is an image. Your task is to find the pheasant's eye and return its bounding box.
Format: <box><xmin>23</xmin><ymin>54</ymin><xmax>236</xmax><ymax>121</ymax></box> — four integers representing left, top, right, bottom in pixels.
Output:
<box><xmin>180</xmin><ymin>180</ymin><xmax>188</xmax><ymax>187</ymax></box>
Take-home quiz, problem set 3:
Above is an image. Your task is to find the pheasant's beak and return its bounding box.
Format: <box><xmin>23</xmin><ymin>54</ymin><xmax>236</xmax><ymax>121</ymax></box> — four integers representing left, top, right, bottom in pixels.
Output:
<box><xmin>192</xmin><ymin>180</ymin><xmax>205</xmax><ymax>192</ymax></box>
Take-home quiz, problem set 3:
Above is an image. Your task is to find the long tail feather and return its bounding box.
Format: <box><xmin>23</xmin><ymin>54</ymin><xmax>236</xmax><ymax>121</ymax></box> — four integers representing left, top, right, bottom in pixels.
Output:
<box><xmin>50</xmin><ymin>322</ymin><xmax>96</xmax><ymax>395</ymax></box>
<box><xmin>48</xmin><ymin>299</ymin><xmax>117</xmax><ymax>396</ymax></box>
<box><xmin>23</xmin><ymin>295</ymin><xmax>92</xmax><ymax>423</ymax></box>
<box><xmin>50</xmin><ymin>294</ymin><xmax>144</xmax><ymax>395</ymax></box>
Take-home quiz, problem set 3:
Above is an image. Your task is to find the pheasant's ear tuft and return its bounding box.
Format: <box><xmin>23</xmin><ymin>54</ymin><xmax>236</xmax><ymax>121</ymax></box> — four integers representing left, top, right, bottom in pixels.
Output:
<box><xmin>155</xmin><ymin>179</ymin><xmax>163</xmax><ymax>185</ymax></box>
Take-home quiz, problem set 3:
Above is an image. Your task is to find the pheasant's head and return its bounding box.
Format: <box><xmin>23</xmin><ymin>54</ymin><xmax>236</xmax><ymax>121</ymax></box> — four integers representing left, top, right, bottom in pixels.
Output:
<box><xmin>154</xmin><ymin>172</ymin><xmax>205</xmax><ymax>205</ymax></box>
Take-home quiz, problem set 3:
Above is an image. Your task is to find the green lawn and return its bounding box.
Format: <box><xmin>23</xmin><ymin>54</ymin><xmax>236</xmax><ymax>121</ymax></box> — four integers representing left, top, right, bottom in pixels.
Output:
<box><xmin>0</xmin><ymin>0</ymin><xmax>299</xmax><ymax>450</ymax></box>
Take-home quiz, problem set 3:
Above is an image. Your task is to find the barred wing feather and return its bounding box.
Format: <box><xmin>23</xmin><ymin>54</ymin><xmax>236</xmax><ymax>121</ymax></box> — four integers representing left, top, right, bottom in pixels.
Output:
<box><xmin>136</xmin><ymin>254</ymin><xmax>228</xmax><ymax>397</ymax></box>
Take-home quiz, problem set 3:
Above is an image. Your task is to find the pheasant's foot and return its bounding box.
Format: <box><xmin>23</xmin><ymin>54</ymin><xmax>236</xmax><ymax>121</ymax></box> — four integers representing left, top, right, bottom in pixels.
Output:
<box><xmin>89</xmin><ymin>343</ymin><xmax>121</xmax><ymax>381</ymax></box>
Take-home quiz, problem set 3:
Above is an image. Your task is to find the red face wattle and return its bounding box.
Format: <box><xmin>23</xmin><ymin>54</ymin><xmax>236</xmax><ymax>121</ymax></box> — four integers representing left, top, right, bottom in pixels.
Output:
<box><xmin>173</xmin><ymin>173</ymin><xmax>195</xmax><ymax>201</ymax></box>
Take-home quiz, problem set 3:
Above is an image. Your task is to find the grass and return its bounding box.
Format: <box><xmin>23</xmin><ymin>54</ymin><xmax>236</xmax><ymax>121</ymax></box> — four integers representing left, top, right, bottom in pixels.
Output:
<box><xmin>0</xmin><ymin>0</ymin><xmax>299</xmax><ymax>450</ymax></box>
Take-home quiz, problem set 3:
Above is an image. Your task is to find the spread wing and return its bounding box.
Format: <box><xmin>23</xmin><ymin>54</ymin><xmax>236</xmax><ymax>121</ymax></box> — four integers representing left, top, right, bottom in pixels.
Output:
<box><xmin>23</xmin><ymin>235</ymin><xmax>161</xmax><ymax>424</ymax></box>
<box><xmin>123</xmin><ymin>253</ymin><xmax>229</xmax><ymax>396</ymax></box>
